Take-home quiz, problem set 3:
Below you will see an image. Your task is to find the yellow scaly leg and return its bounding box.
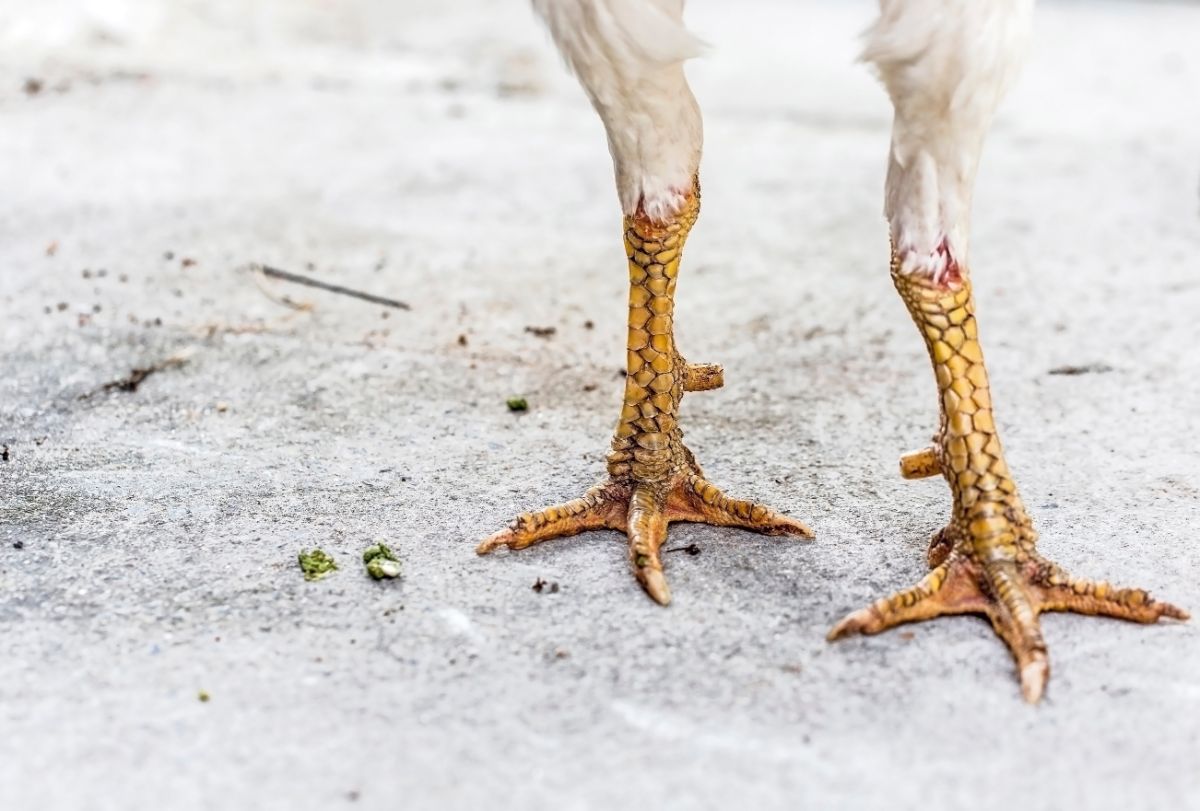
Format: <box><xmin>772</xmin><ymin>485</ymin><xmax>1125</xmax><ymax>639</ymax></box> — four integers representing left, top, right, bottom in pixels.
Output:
<box><xmin>829</xmin><ymin>251</ymin><xmax>1188</xmax><ymax>702</ymax></box>
<box><xmin>478</xmin><ymin>181</ymin><xmax>812</xmax><ymax>604</ymax></box>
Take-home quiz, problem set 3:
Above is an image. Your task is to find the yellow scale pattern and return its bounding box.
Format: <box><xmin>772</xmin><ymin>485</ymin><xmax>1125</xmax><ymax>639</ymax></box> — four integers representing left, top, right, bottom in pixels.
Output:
<box><xmin>478</xmin><ymin>180</ymin><xmax>811</xmax><ymax>604</ymax></box>
<box><xmin>607</xmin><ymin>196</ymin><xmax>696</xmax><ymax>484</ymax></box>
<box><xmin>829</xmin><ymin>250</ymin><xmax>1188</xmax><ymax>702</ymax></box>
<box><xmin>894</xmin><ymin>255</ymin><xmax>1034</xmax><ymax>570</ymax></box>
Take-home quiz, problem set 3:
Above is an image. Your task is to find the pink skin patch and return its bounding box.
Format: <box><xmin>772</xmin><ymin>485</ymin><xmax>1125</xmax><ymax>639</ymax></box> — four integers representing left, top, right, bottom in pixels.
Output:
<box><xmin>897</xmin><ymin>235</ymin><xmax>962</xmax><ymax>288</ymax></box>
<box><xmin>635</xmin><ymin>184</ymin><xmax>696</xmax><ymax>227</ymax></box>
<box><xmin>934</xmin><ymin>237</ymin><xmax>962</xmax><ymax>287</ymax></box>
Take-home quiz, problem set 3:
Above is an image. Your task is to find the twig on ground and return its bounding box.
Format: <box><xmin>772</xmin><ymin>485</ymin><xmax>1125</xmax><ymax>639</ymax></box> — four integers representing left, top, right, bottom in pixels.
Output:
<box><xmin>250</xmin><ymin>267</ymin><xmax>314</xmax><ymax>311</ymax></box>
<box><xmin>195</xmin><ymin>321</ymin><xmax>275</xmax><ymax>338</ymax></box>
<box><xmin>253</xmin><ymin>264</ymin><xmax>411</xmax><ymax>311</ymax></box>
<box><xmin>81</xmin><ymin>352</ymin><xmax>191</xmax><ymax>399</ymax></box>
<box><xmin>1047</xmin><ymin>363</ymin><xmax>1114</xmax><ymax>376</ymax></box>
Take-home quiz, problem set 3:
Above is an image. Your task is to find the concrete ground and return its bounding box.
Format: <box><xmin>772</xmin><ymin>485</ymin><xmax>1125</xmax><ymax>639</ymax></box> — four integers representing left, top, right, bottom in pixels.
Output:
<box><xmin>2</xmin><ymin>1</ymin><xmax>1199</xmax><ymax>808</ymax></box>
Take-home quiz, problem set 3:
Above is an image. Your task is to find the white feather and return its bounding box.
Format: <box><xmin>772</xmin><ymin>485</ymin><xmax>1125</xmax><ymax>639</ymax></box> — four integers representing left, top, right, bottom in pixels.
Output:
<box><xmin>864</xmin><ymin>0</ymin><xmax>1034</xmax><ymax>279</ymax></box>
<box><xmin>531</xmin><ymin>0</ymin><xmax>705</xmax><ymax>221</ymax></box>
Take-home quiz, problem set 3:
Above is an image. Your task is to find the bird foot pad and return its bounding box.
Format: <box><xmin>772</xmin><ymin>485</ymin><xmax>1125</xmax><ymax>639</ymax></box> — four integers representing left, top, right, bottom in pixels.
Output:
<box><xmin>478</xmin><ymin>468</ymin><xmax>811</xmax><ymax>605</ymax></box>
<box><xmin>828</xmin><ymin>527</ymin><xmax>1188</xmax><ymax>702</ymax></box>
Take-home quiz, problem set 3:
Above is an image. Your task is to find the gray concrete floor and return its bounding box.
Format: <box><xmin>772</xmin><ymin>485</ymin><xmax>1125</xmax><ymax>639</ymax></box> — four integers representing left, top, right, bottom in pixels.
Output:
<box><xmin>2</xmin><ymin>1</ymin><xmax>1199</xmax><ymax>809</ymax></box>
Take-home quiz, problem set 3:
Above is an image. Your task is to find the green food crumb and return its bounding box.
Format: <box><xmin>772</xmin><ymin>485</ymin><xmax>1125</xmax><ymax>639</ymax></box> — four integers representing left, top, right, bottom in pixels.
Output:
<box><xmin>362</xmin><ymin>542</ymin><xmax>395</xmax><ymax>564</ymax></box>
<box><xmin>198</xmin><ymin>690</ymin><xmax>210</xmax><ymax>703</ymax></box>
<box><xmin>506</xmin><ymin>397</ymin><xmax>528</xmax><ymax>412</ymax></box>
<box><xmin>363</xmin><ymin>542</ymin><xmax>402</xmax><ymax>580</ymax></box>
<box><xmin>367</xmin><ymin>557</ymin><xmax>402</xmax><ymax>580</ymax></box>
<box><xmin>298</xmin><ymin>548</ymin><xmax>338</xmax><ymax>581</ymax></box>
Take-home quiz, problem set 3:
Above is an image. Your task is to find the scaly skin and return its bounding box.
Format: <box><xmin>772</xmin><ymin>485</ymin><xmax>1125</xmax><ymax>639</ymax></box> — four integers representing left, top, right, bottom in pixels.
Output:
<box><xmin>829</xmin><ymin>250</ymin><xmax>1188</xmax><ymax>702</ymax></box>
<box><xmin>478</xmin><ymin>181</ymin><xmax>812</xmax><ymax>604</ymax></box>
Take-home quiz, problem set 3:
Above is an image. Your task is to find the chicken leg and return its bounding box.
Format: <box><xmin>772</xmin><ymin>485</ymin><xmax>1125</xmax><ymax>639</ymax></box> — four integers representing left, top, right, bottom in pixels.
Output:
<box><xmin>827</xmin><ymin>0</ymin><xmax>1186</xmax><ymax>702</ymax></box>
<box><xmin>479</xmin><ymin>183</ymin><xmax>811</xmax><ymax>603</ymax></box>
<box><xmin>828</xmin><ymin>252</ymin><xmax>1187</xmax><ymax>701</ymax></box>
<box><xmin>480</xmin><ymin>1</ymin><xmax>809</xmax><ymax>602</ymax></box>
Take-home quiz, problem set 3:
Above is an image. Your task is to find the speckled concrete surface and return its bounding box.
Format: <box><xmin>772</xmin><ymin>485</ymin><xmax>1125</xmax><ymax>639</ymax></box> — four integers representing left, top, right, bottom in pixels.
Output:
<box><xmin>1</xmin><ymin>1</ymin><xmax>1198</xmax><ymax>809</ymax></box>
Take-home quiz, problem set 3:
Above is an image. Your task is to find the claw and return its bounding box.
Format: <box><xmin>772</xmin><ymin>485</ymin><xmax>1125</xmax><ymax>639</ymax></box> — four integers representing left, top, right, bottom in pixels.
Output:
<box><xmin>826</xmin><ymin>608</ymin><xmax>871</xmax><ymax>641</ymax></box>
<box><xmin>627</xmin><ymin>482</ymin><xmax>672</xmax><ymax>603</ymax></box>
<box><xmin>1019</xmin><ymin>656</ymin><xmax>1049</xmax><ymax>704</ymax></box>
<box><xmin>639</xmin><ymin>566</ymin><xmax>672</xmax><ymax>606</ymax></box>
<box><xmin>475</xmin><ymin>532</ymin><xmax>507</xmax><ymax>556</ymax></box>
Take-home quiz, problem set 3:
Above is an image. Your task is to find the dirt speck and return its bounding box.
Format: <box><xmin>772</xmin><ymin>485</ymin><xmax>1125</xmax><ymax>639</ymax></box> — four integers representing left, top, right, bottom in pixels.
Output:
<box><xmin>1048</xmin><ymin>363</ymin><xmax>1113</xmax><ymax>376</ymax></box>
<box><xmin>532</xmin><ymin>577</ymin><xmax>560</xmax><ymax>594</ymax></box>
<box><xmin>84</xmin><ymin>355</ymin><xmax>189</xmax><ymax>398</ymax></box>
